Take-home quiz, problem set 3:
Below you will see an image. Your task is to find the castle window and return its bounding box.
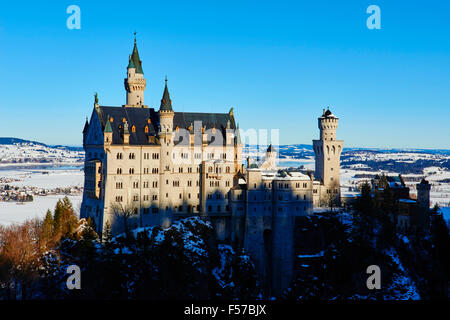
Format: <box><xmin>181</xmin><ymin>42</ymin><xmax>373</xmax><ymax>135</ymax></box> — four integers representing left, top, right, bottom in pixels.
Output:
<box><xmin>117</xmin><ymin>168</ymin><xmax>122</xmax><ymax>174</ymax></box>
<box><xmin>109</xmin><ymin>116</ymin><xmax>114</xmax><ymax>122</ymax></box>
<box><xmin>131</xmin><ymin>125</ymin><xmax>136</xmax><ymax>133</ymax></box>
<box><xmin>147</xmin><ymin>118</ymin><xmax>151</xmax><ymax>124</ymax></box>
<box><xmin>304</xmin><ymin>195</ymin><xmax>306</xmax><ymax>200</ymax></box>
<box><xmin>116</xmin><ymin>153</ymin><xmax>122</xmax><ymax>160</ymax></box>
<box><xmin>303</xmin><ymin>183</ymin><xmax>307</xmax><ymax>188</ymax></box>
<box><xmin>129</xmin><ymin>168</ymin><xmax>135</xmax><ymax>174</ymax></box>
<box><xmin>122</xmin><ymin>117</ymin><xmax>126</xmax><ymax>123</ymax></box>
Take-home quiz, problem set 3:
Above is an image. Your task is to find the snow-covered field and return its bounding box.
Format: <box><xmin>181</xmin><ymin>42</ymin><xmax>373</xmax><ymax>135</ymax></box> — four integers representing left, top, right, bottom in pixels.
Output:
<box><xmin>1</xmin><ymin>168</ymin><xmax>83</xmax><ymax>189</ymax></box>
<box><xmin>0</xmin><ymin>194</ymin><xmax>82</xmax><ymax>226</ymax></box>
<box><xmin>0</xmin><ymin>168</ymin><xmax>83</xmax><ymax>226</ymax></box>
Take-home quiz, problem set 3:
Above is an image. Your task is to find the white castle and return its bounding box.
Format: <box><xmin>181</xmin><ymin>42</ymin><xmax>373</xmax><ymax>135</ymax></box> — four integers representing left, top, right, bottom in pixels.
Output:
<box><xmin>81</xmin><ymin>38</ymin><xmax>344</xmax><ymax>295</ymax></box>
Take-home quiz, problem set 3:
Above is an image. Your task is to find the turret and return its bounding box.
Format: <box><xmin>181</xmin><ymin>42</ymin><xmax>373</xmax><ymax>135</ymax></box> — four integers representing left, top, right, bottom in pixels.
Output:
<box><xmin>318</xmin><ymin>107</ymin><xmax>339</xmax><ymax>141</ymax></box>
<box><xmin>104</xmin><ymin>116</ymin><xmax>112</xmax><ymax>146</ymax></box>
<box><xmin>82</xmin><ymin>117</ymin><xmax>89</xmax><ymax>147</ymax></box>
<box><xmin>123</xmin><ymin>121</ymin><xmax>130</xmax><ymax>145</ymax></box>
<box><xmin>417</xmin><ymin>178</ymin><xmax>431</xmax><ymax>209</ymax></box>
<box><xmin>158</xmin><ymin>77</ymin><xmax>174</xmax><ymax>137</ymax></box>
<box><xmin>124</xmin><ymin>36</ymin><xmax>147</xmax><ymax>107</ymax></box>
<box><xmin>312</xmin><ymin>107</ymin><xmax>344</xmax><ymax>206</ymax></box>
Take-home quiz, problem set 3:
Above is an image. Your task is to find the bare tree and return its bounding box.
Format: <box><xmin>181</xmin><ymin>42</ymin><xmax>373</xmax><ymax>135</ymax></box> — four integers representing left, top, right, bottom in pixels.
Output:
<box><xmin>111</xmin><ymin>202</ymin><xmax>139</xmax><ymax>236</ymax></box>
<box><xmin>325</xmin><ymin>180</ymin><xmax>340</xmax><ymax>213</ymax></box>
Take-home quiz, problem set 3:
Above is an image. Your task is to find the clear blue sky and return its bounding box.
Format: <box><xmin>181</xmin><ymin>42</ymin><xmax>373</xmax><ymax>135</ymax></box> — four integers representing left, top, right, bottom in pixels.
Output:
<box><xmin>0</xmin><ymin>0</ymin><xmax>449</xmax><ymax>148</ymax></box>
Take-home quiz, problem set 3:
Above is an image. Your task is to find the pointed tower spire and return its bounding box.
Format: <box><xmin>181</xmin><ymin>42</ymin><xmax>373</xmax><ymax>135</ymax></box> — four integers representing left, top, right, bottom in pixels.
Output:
<box><xmin>104</xmin><ymin>117</ymin><xmax>112</xmax><ymax>133</ymax></box>
<box><xmin>127</xmin><ymin>34</ymin><xmax>143</xmax><ymax>74</ymax></box>
<box><xmin>160</xmin><ymin>77</ymin><xmax>173</xmax><ymax>111</ymax></box>
<box><xmin>83</xmin><ymin>117</ymin><xmax>89</xmax><ymax>133</ymax></box>
<box><xmin>124</xmin><ymin>35</ymin><xmax>147</xmax><ymax>107</ymax></box>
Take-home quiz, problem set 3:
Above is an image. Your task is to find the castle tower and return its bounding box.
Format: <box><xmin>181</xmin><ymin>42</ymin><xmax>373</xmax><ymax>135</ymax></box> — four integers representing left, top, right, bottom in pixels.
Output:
<box><xmin>124</xmin><ymin>37</ymin><xmax>147</xmax><ymax>107</ymax></box>
<box><xmin>416</xmin><ymin>178</ymin><xmax>431</xmax><ymax>230</ymax></box>
<box><xmin>259</xmin><ymin>144</ymin><xmax>277</xmax><ymax>170</ymax></box>
<box><xmin>312</xmin><ymin>108</ymin><xmax>344</xmax><ymax>206</ymax></box>
<box><xmin>158</xmin><ymin>78</ymin><xmax>175</xmax><ymax>225</ymax></box>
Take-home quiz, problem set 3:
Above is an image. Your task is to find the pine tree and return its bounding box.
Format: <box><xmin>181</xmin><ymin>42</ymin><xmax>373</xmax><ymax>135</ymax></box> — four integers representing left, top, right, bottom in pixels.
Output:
<box><xmin>41</xmin><ymin>210</ymin><xmax>54</xmax><ymax>247</ymax></box>
<box><xmin>103</xmin><ymin>221</ymin><xmax>113</xmax><ymax>243</ymax></box>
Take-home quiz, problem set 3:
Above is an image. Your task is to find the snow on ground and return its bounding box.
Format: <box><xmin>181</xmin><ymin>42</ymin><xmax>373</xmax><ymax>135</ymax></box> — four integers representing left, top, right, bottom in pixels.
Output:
<box><xmin>1</xmin><ymin>168</ymin><xmax>83</xmax><ymax>189</ymax></box>
<box><xmin>0</xmin><ymin>167</ymin><xmax>83</xmax><ymax>226</ymax></box>
<box><xmin>384</xmin><ymin>248</ymin><xmax>421</xmax><ymax>300</ymax></box>
<box><xmin>0</xmin><ymin>194</ymin><xmax>82</xmax><ymax>226</ymax></box>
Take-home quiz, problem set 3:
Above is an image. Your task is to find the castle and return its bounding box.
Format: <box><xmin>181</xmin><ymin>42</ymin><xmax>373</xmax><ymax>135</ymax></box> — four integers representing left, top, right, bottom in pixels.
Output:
<box><xmin>80</xmin><ymin>39</ymin><xmax>344</xmax><ymax>295</ymax></box>
<box><xmin>371</xmin><ymin>174</ymin><xmax>431</xmax><ymax>234</ymax></box>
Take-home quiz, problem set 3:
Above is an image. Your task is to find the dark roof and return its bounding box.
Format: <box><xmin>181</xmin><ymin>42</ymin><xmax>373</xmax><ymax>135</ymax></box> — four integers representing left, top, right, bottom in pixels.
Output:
<box><xmin>96</xmin><ymin>106</ymin><xmax>236</xmax><ymax>146</ymax></box>
<box><xmin>82</xmin><ymin>118</ymin><xmax>89</xmax><ymax>133</ymax></box>
<box><xmin>160</xmin><ymin>80</ymin><xmax>172</xmax><ymax>111</ymax></box>
<box><xmin>97</xmin><ymin>106</ymin><xmax>159</xmax><ymax>145</ymax></box>
<box><xmin>127</xmin><ymin>40</ymin><xmax>143</xmax><ymax>74</ymax></box>
<box><xmin>104</xmin><ymin>118</ymin><xmax>112</xmax><ymax>133</ymax></box>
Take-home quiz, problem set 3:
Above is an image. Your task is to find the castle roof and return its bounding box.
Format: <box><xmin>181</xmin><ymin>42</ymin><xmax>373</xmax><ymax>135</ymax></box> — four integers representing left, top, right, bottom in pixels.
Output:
<box><xmin>104</xmin><ymin>118</ymin><xmax>112</xmax><ymax>133</ymax></box>
<box><xmin>127</xmin><ymin>39</ymin><xmax>144</xmax><ymax>74</ymax></box>
<box><xmin>320</xmin><ymin>107</ymin><xmax>337</xmax><ymax>119</ymax></box>
<box><xmin>82</xmin><ymin>118</ymin><xmax>89</xmax><ymax>133</ymax></box>
<box><xmin>160</xmin><ymin>79</ymin><xmax>172</xmax><ymax>111</ymax></box>
<box><xmin>95</xmin><ymin>105</ymin><xmax>237</xmax><ymax>146</ymax></box>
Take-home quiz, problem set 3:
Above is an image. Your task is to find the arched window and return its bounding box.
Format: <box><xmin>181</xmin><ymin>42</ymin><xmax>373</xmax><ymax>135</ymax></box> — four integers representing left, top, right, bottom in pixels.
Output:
<box><xmin>144</xmin><ymin>125</ymin><xmax>149</xmax><ymax>133</ymax></box>
<box><xmin>131</xmin><ymin>125</ymin><xmax>136</xmax><ymax>133</ymax></box>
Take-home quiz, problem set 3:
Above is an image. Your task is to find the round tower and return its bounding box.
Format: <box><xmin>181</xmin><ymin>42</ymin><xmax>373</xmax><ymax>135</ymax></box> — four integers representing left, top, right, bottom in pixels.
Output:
<box><xmin>417</xmin><ymin>178</ymin><xmax>431</xmax><ymax>209</ymax></box>
<box><xmin>318</xmin><ymin>108</ymin><xmax>339</xmax><ymax>141</ymax></box>
<box><xmin>312</xmin><ymin>107</ymin><xmax>344</xmax><ymax>207</ymax></box>
<box><xmin>124</xmin><ymin>37</ymin><xmax>147</xmax><ymax>107</ymax></box>
<box><xmin>158</xmin><ymin>78</ymin><xmax>175</xmax><ymax>221</ymax></box>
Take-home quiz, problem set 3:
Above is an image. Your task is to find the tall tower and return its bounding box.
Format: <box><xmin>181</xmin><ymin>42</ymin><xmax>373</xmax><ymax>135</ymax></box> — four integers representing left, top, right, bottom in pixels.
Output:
<box><xmin>313</xmin><ymin>108</ymin><xmax>344</xmax><ymax>205</ymax></box>
<box><xmin>416</xmin><ymin>178</ymin><xmax>431</xmax><ymax>230</ymax></box>
<box><xmin>124</xmin><ymin>37</ymin><xmax>147</xmax><ymax>107</ymax></box>
<box><xmin>158</xmin><ymin>78</ymin><xmax>175</xmax><ymax>223</ymax></box>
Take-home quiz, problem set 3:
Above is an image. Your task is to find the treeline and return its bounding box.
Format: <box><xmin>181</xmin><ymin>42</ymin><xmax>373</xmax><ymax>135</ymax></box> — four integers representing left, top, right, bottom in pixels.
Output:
<box><xmin>0</xmin><ymin>197</ymin><xmax>97</xmax><ymax>299</ymax></box>
<box><xmin>287</xmin><ymin>182</ymin><xmax>449</xmax><ymax>299</ymax></box>
<box><xmin>342</xmin><ymin>159</ymin><xmax>450</xmax><ymax>174</ymax></box>
<box><xmin>0</xmin><ymin>197</ymin><xmax>260</xmax><ymax>300</ymax></box>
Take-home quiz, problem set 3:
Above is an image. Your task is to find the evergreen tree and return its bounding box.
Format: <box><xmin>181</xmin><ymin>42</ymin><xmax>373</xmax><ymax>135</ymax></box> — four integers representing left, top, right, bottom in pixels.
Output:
<box><xmin>40</xmin><ymin>210</ymin><xmax>54</xmax><ymax>247</ymax></box>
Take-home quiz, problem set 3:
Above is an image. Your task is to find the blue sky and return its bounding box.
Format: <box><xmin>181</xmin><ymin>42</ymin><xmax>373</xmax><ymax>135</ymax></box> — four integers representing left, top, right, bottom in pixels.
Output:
<box><xmin>0</xmin><ymin>0</ymin><xmax>449</xmax><ymax>148</ymax></box>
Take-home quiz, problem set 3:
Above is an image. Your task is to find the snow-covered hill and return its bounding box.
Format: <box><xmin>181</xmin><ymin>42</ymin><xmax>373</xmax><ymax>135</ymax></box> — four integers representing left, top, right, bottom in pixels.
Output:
<box><xmin>0</xmin><ymin>138</ymin><xmax>84</xmax><ymax>167</ymax></box>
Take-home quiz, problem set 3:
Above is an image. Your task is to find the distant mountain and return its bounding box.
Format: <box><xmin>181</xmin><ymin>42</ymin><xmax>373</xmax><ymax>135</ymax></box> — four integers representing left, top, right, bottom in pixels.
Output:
<box><xmin>0</xmin><ymin>137</ymin><xmax>83</xmax><ymax>152</ymax></box>
<box><xmin>0</xmin><ymin>137</ymin><xmax>46</xmax><ymax>146</ymax></box>
<box><xmin>0</xmin><ymin>137</ymin><xmax>84</xmax><ymax>166</ymax></box>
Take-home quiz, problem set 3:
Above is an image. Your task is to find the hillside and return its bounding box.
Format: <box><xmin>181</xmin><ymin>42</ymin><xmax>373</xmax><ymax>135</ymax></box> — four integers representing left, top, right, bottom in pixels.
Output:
<box><xmin>0</xmin><ymin>137</ymin><xmax>83</xmax><ymax>166</ymax></box>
